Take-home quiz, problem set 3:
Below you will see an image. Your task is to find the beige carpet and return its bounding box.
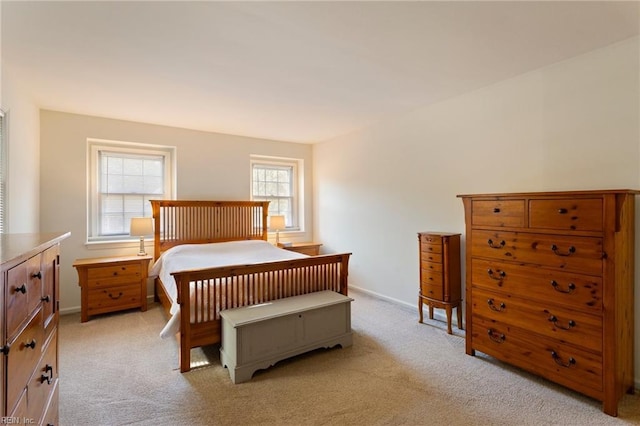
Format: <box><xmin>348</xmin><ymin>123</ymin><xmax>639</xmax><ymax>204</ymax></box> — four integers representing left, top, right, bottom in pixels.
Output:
<box><xmin>59</xmin><ymin>290</ymin><xmax>640</xmax><ymax>425</ymax></box>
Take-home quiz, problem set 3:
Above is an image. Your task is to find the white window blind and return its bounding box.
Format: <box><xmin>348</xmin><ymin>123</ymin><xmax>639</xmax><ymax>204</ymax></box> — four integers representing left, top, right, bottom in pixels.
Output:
<box><xmin>250</xmin><ymin>157</ymin><xmax>300</xmax><ymax>230</ymax></box>
<box><xmin>88</xmin><ymin>140</ymin><xmax>175</xmax><ymax>241</ymax></box>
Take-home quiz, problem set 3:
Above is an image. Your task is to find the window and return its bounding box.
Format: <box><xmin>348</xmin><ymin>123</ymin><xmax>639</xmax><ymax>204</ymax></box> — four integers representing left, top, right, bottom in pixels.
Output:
<box><xmin>0</xmin><ymin>110</ymin><xmax>5</xmax><ymax>233</ymax></box>
<box><xmin>88</xmin><ymin>140</ymin><xmax>175</xmax><ymax>242</ymax></box>
<box><xmin>250</xmin><ymin>156</ymin><xmax>302</xmax><ymax>230</ymax></box>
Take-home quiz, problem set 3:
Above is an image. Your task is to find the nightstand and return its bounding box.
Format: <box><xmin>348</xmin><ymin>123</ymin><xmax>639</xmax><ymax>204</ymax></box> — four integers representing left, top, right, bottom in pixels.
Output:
<box><xmin>73</xmin><ymin>255</ymin><xmax>152</xmax><ymax>322</ymax></box>
<box><xmin>280</xmin><ymin>242</ymin><xmax>323</xmax><ymax>256</ymax></box>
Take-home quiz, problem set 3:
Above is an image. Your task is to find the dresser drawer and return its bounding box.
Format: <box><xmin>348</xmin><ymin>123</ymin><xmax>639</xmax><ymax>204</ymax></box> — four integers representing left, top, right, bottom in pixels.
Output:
<box><xmin>420</xmin><ymin>251</ymin><xmax>442</xmax><ymax>264</ymax></box>
<box><xmin>420</xmin><ymin>283</ymin><xmax>443</xmax><ymax>300</ymax></box>
<box><xmin>471</xmin><ymin>259</ymin><xmax>602</xmax><ymax>313</ymax></box>
<box><xmin>7</xmin><ymin>309</ymin><xmax>44</xmax><ymax>414</ymax></box>
<box><xmin>529</xmin><ymin>198</ymin><xmax>603</xmax><ymax>231</ymax></box>
<box><xmin>421</xmin><ymin>259</ymin><xmax>443</xmax><ymax>273</ymax></box>
<box><xmin>87</xmin><ymin>284</ymin><xmax>142</xmax><ymax>314</ymax></box>
<box><xmin>472</xmin><ymin>315</ymin><xmax>603</xmax><ymax>396</ymax></box>
<box><xmin>420</xmin><ymin>234</ymin><xmax>443</xmax><ymax>245</ymax></box>
<box><xmin>471</xmin><ymin>230</ymin><xmax>603</xmax><ymax>275</ymax></box>
<box><xmin>421</xmin><ymin>268</ymin><xmax>443</xmax><ymax>286</ymax></box>
<box><xmin>41</xmin><ymin>380</ymin><xmax>59</xmax><ymax>426</ymax></box>
<box><xmin>472</xmin><ymin>288</ymin><xmax>602</xmax><ymax>353</ymax></box>
<box><xmin>420</xmin><ymin>241</ymin><xmax>442</xmax><ymax>255</ymax></box>
<box><xmin>87</xmin><ymin>263</ymin><xmax>143</xmax><ymax>289</ymax></box>
<box><xmin>28</xmin><ymin>329</ymin><xmax>58</xmax><ymax>421</ymax></box>
<box><xmin>472</xmin><ymin>200</ymin><xmax>525</xmax><ymax>228</ymax></box>
<box><xmin>7</xmin><ymin>255</ymin><xmax>44</xmax><ymax>340</ymax></box>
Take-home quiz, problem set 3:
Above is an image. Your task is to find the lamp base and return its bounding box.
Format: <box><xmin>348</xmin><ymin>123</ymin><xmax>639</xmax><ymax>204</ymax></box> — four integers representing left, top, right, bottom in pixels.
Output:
<box><xmin>138</xmin><ymin>237</ymin><xmax>147</xmax><ymax>256</ymax></box>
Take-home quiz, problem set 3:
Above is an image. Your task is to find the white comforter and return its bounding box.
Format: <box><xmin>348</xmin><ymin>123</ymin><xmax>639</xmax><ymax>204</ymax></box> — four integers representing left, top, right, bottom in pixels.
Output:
<box><xmin>149</xmin><ymin>240</ymin><xmax>307</xmax><ymax>338</ymax></box>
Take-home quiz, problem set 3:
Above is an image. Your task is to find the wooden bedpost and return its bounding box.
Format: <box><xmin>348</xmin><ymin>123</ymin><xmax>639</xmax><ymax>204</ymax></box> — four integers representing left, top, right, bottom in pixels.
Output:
<box><xmin>150</xmin><ymin>200</ymin><xmax>162</xmax><ymax>261</ymax></box>
<box><xmin>340</xmin><ymin>254</ymin><xmax>350</xmax><ymax>296</ymax></box>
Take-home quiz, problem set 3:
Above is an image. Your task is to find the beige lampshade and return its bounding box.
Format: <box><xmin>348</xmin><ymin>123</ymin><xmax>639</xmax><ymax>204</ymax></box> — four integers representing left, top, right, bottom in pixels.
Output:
<box><xmin>130</xmin><ymin>217</ymin><xmax>154</xmax><ymax>236</ymax></box>
<box><xmin>269</xmin><ymin>215</ymin><xmax>286</xmax><ymax>231</ymax></box>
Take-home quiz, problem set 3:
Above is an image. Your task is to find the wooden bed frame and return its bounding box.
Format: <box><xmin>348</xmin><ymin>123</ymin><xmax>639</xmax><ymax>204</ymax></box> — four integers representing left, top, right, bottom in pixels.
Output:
<box><xmin>150</xmin><ymin>200</ymin><xmax>351</xmax><ymax>372</ymax></box>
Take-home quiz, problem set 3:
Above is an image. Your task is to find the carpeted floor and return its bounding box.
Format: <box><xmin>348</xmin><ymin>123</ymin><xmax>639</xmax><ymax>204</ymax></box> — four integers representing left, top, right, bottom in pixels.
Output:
<box><xmin>59</xmin><ymin>290</ymin><xmax>640</xmax><ymax>425</ymax></box>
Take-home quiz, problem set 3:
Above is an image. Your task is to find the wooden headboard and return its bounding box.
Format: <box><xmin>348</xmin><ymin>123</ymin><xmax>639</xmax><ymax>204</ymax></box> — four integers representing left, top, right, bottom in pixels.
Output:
<box><xmin>149</xmin><ymin>200</ymin><xmax>270</xmax><ymax>260</ymax></box>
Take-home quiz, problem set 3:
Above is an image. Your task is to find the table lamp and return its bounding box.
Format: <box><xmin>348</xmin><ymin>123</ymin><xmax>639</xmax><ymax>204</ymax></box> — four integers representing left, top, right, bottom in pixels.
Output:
<box><xmin>269</xmin><ymin>215</ymin><xmax>286</xmax><ymax>246</ymax></box>
<box><xmin>130</xmin><ymin>217</ymin><xmax>153</xmax><ymax>256</ymax></box>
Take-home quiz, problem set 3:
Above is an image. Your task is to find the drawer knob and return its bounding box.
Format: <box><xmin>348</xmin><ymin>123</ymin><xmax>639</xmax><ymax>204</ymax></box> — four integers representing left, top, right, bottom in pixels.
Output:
<box><xmin>551</xmin><ymin>351</ymin><xmax>576</xmax><ymax>368</ymax></box>
<box><xmin>487</xmin><ymin>329</ymin><xmax>506</xmax><ymax>343</ymax></box>
<box><xmin>548</xmin><ymin>315</ymin><xmax>576</xmax><ymax>330</ymax></box>
<box><xmin>108</xmin><ymin>291</ymin><xmax>124</xmax><ymax>300</ymax></box>
<box><xmin>15</xmin><ymin>284</ymin><xmax>26</xmax><ymax>294</ymax></box>
<box><xmin>487</xmin><ymin>268</ymin><xmax>506</xmax><ymax>281</ymax></box>
<box><xmin>550</xmin><ymin>280</ymin><xmax>576</xmax><ymax>294</ymax></box>
<box><xmin>487</xmin><ymin>299</ymin><xmax>506</xmax><ymax>312</ymax></box>
<box><xmin>557</xmin><ymin>208</ymin><xmax>568</xmax><ymax>214</ymax></box>
<box><xmin>551</xmin><ymin>244</ymin><xmax>575</xmax><ymax>257</ymax></box>
<box><xmin>24</xmin><ymin>339</ymin><xmax>36</xmax><ymax>350</ymax></box>
<box><xmin>32</xmin><ymin>271</ymin><xmax>42</xmax><ymax>279</ymax></box>
<box><xmin>1</xmin><ymin>344</ymin><xmax>10</xmax><ymax>355</ymax></box>
<box><xmin>41</xmin><ymin>294</ymin><xmax>51</xmax><ymax>303</ymax></box>
<box><xmin>487</xmin><ymin>239</ymin><xmax>506</xmax><ymax>249</ymax></box>
<box><xmin>493</xmin><ymin>207</ymin><xmax>501</xmax><ymax>213</ymax></box>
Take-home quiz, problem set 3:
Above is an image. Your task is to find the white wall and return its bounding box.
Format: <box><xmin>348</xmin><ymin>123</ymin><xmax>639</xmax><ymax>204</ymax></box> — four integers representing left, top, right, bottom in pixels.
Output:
<box><xmin>313</xmin><ymin>37</ymin><xmax>640</xmax><ymax>380</ymax></box>
<box><xmin>1</xmin><ymin>68</ymin><xmax>41</xmax><ymax>233</ymax></box>
<box><xmin>40</xmin><ymin>111</ymin><xmax>314</xmax><ymax>312</ymax></box>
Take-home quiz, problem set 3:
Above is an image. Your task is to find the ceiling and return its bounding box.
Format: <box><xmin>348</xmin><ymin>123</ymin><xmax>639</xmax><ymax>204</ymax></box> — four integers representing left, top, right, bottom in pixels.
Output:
<box><xmin>2</xmin><ymin>1</ymin><xmax>639</xmax><ymax>144</ymax></box>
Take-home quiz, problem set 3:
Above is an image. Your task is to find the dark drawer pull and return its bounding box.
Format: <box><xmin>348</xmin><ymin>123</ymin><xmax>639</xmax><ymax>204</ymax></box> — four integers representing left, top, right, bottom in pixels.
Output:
<box><xmin>548</xmin><ymin>315</ymin><xmax>576</xmax><ymax>330</ymax></box>
<box><xmin>551</xmin><ymin>351</ymin><xmax>576</xmax><ymax>368</ymax></box>
<box><xmin>108</xmin><ymin>292</ymin><xmax>123</xmax><ymax>300</ymax></box>
<box><xmin>487</xmin><ymin>329</ymin><xmax>505</xmax><ymax>343</ymax></box>
<box><xmin>487</xmin><ymin>239</ymin><xmax>506</xmax><ymax>249</ymax></box>
<box><xmin>551</xmin><ymin>244</ymin><xmax>575</xmax><ymax>256</ymax></box>
<box><xmin>550</xmin><ymin>280</ymin><xmax>576</xmax><ymax>294</ymax></box>
<box><xmin>493</xmin><ymin>208</ymin><xmax>501</xmax><ymax>213</ymax></box>
<box><xmin>487</xmin><ymin>299</ymin><xmax>506</xmax><ymax>312</ymax></box>
<box><xmin>32</xmin><ymin>271</ymin><xmax>42</xmax><ymax>279</ymax></box>
<box><xmin>0</xmin><ymin>345</ymin><xmax>10</xmax><ymax>355</ymax></box>
<box><xmin>557</xmin><ymin>208</ymin><xmax>568</xmax><ymax>214</ymax></box>
<box><xmin>24</xmin><ymin>339</ymin><xmax>36</xmax><ymax>350</ymax></box>
<box><xmin>41</xmin><ymin>364</ymin><xmax>53</xmax><ymax>385</ymax></box>
<box><xmin>15</xmin><ymin>284</ymin><xmax>27</xmax><ymax>294</ymax></box>
<box><xmin>487</xmin><ymin>268</ymin><xmax>506</xmax><ymax>281</ymax></box>
<box><xmin>42</xmin><ymin>294</ymin><xmax>51</xmax><ymax>303</ymax></box>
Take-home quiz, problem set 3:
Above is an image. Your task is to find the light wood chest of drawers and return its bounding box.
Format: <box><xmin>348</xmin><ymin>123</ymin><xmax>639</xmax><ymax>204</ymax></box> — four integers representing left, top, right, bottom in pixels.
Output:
<box><xmin>417</xmin><ymin>232</ymin><xmax>462</xmax><ymax>334</ymax></box>
<box><xmin>458</xmin><ymin>190</ymin><xmax>637</xmax><ymax>416</ymax></box>
<box><xmin>73</xmin><ymin>255</ymin><xmax>152</xmax><ymax>322</ymax></box>
<box><xmin>0</xmin><ymin>232</ymin><xmax>69</xmax><ymax>424</ymax></box>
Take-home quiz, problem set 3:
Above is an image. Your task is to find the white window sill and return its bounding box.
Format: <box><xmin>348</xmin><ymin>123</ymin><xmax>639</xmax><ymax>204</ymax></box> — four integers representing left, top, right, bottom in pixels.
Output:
<box><xmin>85</xmin><ymin>239</ymin><xmax>152</xmax><ymax>251</ymax></box>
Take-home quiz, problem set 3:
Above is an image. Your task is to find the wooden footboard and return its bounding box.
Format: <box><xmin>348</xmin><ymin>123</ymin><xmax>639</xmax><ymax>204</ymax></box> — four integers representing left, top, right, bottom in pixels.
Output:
<box><xmin>172</xmin><ymin>253</ymin><xmax>350</xmax><ymax>372</ymax></box>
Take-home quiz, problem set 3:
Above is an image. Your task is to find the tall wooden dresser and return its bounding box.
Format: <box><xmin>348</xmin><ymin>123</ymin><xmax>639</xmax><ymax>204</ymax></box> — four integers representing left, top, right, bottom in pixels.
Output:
<box><xmin>418</xmin><ymin>232</ymin><xmax>462</xmax><ymax>334</ymax></box>
<box><xmin>458</xmin><ymin>190</ymin><xmax>637</xmax><ymax>416</ymax></box>
<box><xmin>0</xmin><ymin>233</ymin><xmax>69</xmax><ymax>425</ymax></box>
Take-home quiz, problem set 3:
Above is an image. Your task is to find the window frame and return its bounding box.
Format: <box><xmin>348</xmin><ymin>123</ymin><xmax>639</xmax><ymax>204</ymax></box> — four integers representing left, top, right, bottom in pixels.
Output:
<box><xmin>250</xmin><ymin>155</ymin><xmax>303</xmax><ymax>232</ymax></box>
<box><xmin>87</xmin><ymin>139</ymin><xmax>176</xmax><ymax>243</ymax></box>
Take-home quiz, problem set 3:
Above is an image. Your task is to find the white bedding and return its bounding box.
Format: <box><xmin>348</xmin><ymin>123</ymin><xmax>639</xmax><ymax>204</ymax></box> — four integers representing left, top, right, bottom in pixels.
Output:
<box><xmin>149</xmin><ymin>240</ymin><xmax>307</xmax><ymax>338</ymax></box>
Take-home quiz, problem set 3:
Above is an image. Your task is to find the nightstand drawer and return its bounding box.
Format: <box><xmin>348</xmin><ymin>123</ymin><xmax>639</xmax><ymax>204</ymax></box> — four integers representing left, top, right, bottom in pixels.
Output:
<box><xmin>87</xmin><ymin>264</ymin><xmax>142</xmax><ymax>286</ymax></box>
<box><xmin>87</xmin><ymin>285</ymin><xmax>142</xmax><ymax>314</ymax></box>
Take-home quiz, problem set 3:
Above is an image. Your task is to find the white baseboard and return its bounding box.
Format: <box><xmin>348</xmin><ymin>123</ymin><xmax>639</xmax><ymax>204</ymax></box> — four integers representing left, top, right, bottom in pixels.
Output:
<box><xmin>348</xmin><ymin>284</ymin><xmax>454</xmax><ymax>325</ymax></box>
